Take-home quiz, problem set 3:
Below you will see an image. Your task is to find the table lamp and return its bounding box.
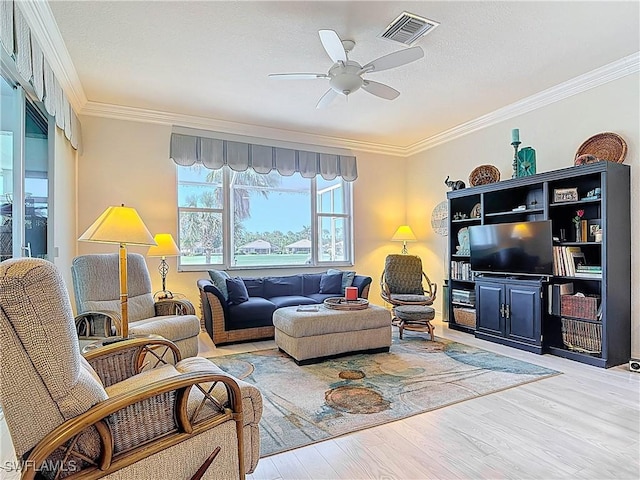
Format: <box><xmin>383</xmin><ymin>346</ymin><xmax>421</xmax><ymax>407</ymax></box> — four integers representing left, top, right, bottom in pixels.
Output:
<box><xmin>78</xmin><ymin>204</ymin><xmax>156</xmax><ymax>338</ymax></box>
<box><xmin>391</xmin><ymin>225</ymin><xmax>417</xmax><ymax>254</ymax></box>
<box><xmin>147</xmin><ymin>233</ymin><xmax>180</xmax><ymax>299</ymax></box>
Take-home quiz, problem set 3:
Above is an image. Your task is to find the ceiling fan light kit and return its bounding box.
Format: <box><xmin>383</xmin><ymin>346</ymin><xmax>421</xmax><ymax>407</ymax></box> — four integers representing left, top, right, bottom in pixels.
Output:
<box><xmin>269</xmin><ymin>29</ymin><xmax>425</xmax><ymax>109</ymax></box>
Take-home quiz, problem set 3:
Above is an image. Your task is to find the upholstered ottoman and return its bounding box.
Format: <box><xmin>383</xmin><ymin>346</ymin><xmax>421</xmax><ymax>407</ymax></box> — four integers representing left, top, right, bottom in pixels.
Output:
<box><xmin>394</xmin><ymin>305</ymin><xmax>436</xmax><ymax>340</ymax></box>
<box><xmin>273</xmin><ymin>304</ymin><xmax>392</xmax><ymax>365</ymax></box>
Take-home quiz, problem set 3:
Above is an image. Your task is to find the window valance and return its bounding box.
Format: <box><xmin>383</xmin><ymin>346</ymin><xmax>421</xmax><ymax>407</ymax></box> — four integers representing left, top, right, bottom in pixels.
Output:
<box><xmin>0</xmin><ymin>0</ymin><xmax>81</xmax><ymax>149</ymax></box>
<box><xmin>170</xmin><ymin>132</ymin><xmax>358</xmax><ymax>182</ymax></box>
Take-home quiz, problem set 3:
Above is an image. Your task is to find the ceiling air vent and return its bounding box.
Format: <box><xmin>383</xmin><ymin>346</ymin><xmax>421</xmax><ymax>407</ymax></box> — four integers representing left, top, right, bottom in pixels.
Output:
<box><xmin>379</xmin><ymin>12</ymin><xmax>439</xmax><ymax>46</ymax></box>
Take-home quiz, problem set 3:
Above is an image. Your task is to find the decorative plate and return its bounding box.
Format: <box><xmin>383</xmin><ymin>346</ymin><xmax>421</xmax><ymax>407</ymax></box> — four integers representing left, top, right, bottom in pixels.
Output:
<box><xmin>469</xmin><ymin>165</ymin><xmax>500</xmax><ymax>186</ymax></box>
<box><xmin>323</xmin><ymin>297</ymin><xmax>369</xmax><ymax>310</ymax></box>
<box><xmin>470</xmin><ymin>203</ymin><xmax>481</xmax><ymax>218</ymax></box>
<box><xmin>430</xmin><ymin>200</ymin><xmax>449</xmax><ymax>236</ymax></box>
<box><xmin>575</xmin><ymin>132</ymin><xmax>627</xmax><ymax>165</ymax></box>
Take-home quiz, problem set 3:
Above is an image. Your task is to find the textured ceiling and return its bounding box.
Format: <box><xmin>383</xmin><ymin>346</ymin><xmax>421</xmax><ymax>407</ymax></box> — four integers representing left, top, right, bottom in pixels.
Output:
<box><xmin>48</xmin><ymin>1</ymin><xmax>639</xmax><ymax>148</ymax></box>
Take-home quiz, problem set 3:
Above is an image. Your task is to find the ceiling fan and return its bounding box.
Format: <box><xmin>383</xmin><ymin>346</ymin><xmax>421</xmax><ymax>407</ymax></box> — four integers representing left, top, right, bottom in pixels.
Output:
<box><xmin>269</xmin><ymin>29</ymin><xmax>424</xmax><ymax>109</ymax></box>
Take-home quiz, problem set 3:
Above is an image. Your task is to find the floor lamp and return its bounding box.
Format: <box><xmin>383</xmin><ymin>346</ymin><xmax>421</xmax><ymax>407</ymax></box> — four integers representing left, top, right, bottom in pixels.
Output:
<box><xmin>78</xmin><ymin>204</ymin><xmax>156</xmax><ymax>339</ymax></box>
<box><xmin>391</xmin><ymin>225</ymin><xmax>417</xmax><ymax>254</ymax></box>
<box><xmin>147</xmin><ymin>233</ymin><xmax>180</xmax><ymax>299</ymax></box>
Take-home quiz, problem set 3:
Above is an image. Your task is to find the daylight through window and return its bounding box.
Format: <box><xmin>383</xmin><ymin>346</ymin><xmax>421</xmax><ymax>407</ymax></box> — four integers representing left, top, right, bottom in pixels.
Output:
<box><xmin>177</xmin><ymin>165</ymin><xmax>352</xmax><ymax>269</ymax></box>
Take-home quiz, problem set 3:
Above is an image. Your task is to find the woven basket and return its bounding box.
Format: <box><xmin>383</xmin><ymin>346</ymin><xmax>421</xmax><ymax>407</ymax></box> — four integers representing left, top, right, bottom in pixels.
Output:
<box><xmin>469</xmin><ymin>165</ymin><xmax>500</xmax><ymax>186</ymax></box>
<box><xmin>561</xmin><ymin>318</ymin><xmax>602</xmax><ymax>354</ymax></box>
<box><xmin>453</xmin><ymin>307</ymin><xmax>476</xmax><ymax>328</ymax></box>
<box><xmin>575</xmin><ymin>132</ymin><xmax>627</xmax><ymax>164</ymax></box>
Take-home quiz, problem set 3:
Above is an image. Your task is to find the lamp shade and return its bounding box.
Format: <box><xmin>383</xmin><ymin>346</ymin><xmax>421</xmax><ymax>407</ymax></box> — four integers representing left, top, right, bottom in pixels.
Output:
<box><xmin>391</xmin><ymin>225</ymin><xmax>417</xmax><ymax>242</ymax></box>
<box><xmin>79</xmin><ymin>205</ymin><xmax>156</xmax><ymax>246</ymax></box>
<box><xmin>147</xmin><ymin>233</ymin><xmax>180</xmax><ymax>257</ymax></box>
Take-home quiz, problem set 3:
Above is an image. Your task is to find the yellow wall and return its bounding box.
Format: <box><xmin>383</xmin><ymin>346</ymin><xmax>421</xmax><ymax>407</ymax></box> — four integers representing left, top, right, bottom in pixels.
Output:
<box><xmin>406</xmin><ymin>73</ymin><xmax>640</xmax><ymax>357</ymax></box>
<box><xmin>76</xmin><ymin>116</ymin><xmax>406</xmax><ymax>309</ymax></box>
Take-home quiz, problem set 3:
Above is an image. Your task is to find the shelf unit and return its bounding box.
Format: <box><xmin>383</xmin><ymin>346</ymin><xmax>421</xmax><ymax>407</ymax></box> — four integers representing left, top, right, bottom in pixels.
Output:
<box><xmin>446</xmin><ymin>162</ymin><xmax>630</xmax><ymax>367</ymax></box>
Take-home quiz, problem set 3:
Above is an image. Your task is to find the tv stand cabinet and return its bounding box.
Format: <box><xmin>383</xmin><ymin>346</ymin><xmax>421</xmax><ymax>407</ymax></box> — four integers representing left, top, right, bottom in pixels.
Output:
<box><xmin>475</xmin><ymin>276</ymin><xmax>543</xmax><ymax>354</ymax></box>
<box><xmin>446</xmin><ymin>162</ymin><xmax>630</xmax><ymax>367</ymax></box>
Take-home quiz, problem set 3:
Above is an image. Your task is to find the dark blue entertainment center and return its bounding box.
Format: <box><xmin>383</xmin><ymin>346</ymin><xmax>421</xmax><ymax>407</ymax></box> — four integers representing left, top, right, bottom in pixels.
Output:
<box><xmin>447</xmin><ymin>162</ymin><xmax>630</xmax><ymax>368</ymax></box>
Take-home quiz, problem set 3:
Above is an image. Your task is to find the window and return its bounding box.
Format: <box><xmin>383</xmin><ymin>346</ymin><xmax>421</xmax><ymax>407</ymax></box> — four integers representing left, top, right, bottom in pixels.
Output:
<box><xmin>177</xmin><ymin>165</ymin><xmax>352</xmax><ymax>270</ymax></box>
<box><xmin>1</xmin><ymin>75</ymin><xmax>50</xmax><ymax>262</ymax></box>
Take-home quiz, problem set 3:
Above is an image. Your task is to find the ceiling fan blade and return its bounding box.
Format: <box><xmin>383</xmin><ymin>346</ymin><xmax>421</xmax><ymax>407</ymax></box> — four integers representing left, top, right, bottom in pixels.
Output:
<box><xmin>362</xmin><ymin>80</ymin><xmax>400</xmax><ymax>100</ymax></box>
<box><xmin>362</xmin><ymin>46</ymin><xmax>424</xmax><ymax>73</ymax></box>
<box><xmin>269</xmin><ymin>73</ymin><xmax>328</xmax><ymax>80</ymax></box>
<box><xmin>316</xmin><ymin>89</ymin><xmax>339</xmax><ymax>109</ymax></box>
<box><xmin>319</xmin><ymin>30</ymin><xmax>347</xmax><ymax>63</ymax></box>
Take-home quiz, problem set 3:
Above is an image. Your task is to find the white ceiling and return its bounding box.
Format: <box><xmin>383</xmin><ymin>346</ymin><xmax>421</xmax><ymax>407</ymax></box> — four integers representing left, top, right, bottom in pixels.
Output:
<box><xmin>46</xmin><ymin>1</ymin><xmax>639</xmax><ymax>150</ymax></box>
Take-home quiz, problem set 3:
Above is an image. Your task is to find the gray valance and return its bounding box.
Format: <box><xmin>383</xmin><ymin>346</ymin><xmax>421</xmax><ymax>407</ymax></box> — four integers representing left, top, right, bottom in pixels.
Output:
<box><xmin>170</xmin><ymin>132</ymin><xmax>358</xmax><ymax>182</ymax></box>
<box><xmin>1</xmin><ymin>0</ymin><xmax>81</xmax><ymax>150</ymax></box>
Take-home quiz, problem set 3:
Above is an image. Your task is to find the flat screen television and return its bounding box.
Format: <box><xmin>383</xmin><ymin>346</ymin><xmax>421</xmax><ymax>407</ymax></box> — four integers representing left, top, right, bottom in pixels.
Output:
<box><xmin>469</xmin><ymin>220</ymin><xmax>554</xmax><ymax>276</ymax></box>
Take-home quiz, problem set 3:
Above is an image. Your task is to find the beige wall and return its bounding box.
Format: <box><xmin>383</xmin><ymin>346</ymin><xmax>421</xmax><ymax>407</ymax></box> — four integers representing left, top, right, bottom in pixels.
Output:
<box><xmin>75</xmin><ymin>73</ymin><xmax>637</xmax><ymax>356</ymax></box>
<box><xmin>52</xmin><ymin>126</ymin><xmax>77</xmax><ymax>299</ymax></box>
<box><xmin>76</xmin><ymin>116</ymin><xmax>406</xmax><ymax>309</ymax></box>
<box><xmin>406</xmin><ymin>73</ymin><xmax>640</xmax><ymax>357</ymax></box>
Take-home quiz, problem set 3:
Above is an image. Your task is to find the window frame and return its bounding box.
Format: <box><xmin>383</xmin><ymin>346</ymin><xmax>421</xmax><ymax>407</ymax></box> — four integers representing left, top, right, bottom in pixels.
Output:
<box><xmin>177</xmin><ymin>165</ymin><xmax>354</xmax><ymax>272</ymax></box>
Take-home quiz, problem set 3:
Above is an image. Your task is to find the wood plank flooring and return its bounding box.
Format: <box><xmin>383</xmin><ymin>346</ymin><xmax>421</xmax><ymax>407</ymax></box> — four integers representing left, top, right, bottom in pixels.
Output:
<box><xmin>2</xmin><ymin>317</ymin><xmax>638</xmax><ymax>480</ymax></box>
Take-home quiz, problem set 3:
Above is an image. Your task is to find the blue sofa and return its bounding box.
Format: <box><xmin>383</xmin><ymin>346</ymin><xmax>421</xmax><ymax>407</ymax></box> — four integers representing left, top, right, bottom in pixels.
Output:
<box><xmin>197</xmin><ymin>272</ymin><xmax>372</xmax><ymax>345</ymax></box>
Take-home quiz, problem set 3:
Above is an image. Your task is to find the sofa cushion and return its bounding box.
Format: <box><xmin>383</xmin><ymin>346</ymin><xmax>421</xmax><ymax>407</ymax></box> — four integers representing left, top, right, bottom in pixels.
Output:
<box><xmin>263</xmin><ymin>276</ymin><xmax>303</xmax><ymax>297</ymax></box>
<box><xmin>327</xmin><ymin>268</ymin><xmax>356</xmax><ymax>291</ymax></box>
<box><xmin>319</xmin><ymin>273</ymin><xmax>343</xmax><ymax>294</ymax></box>
<box><xmin>208</xmin><ymin>270</ymin><xmax>230</xmax><ymax>301</ymax></box>
<box><xmin>242</xmin><ymin>277</ymin><xmax>264</xmax><ymax>298</ymax></box>
<box><xmin>305</xmin><ymin>293</ymin><xmax>339</xmax><ymax>303</ymax></box>
<box><xmin>226</xmin><ymin>277</ymin><xmax>249</xmax><ymax>305</ymax></box>
<box><xmin>301</xmin><ymin>274</ymin><xmax>323</xmax><ymax>295</ymax></box>
<box><xmin>227</xmin><ymin>298</ymin><xmax>277</xmax><ymax>330</ymax></box>
<box><xmin>268</xmin><ymin>295</ymin><xmax>319</xmax><ymax>309</ymax></box>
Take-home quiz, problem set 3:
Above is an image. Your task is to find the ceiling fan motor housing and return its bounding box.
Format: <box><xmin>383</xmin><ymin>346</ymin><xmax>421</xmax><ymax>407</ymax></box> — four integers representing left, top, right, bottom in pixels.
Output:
<box><xmin>328</xmin><ymin>61</ymin><xmax>363</xmax><ymax>95</ymax></box>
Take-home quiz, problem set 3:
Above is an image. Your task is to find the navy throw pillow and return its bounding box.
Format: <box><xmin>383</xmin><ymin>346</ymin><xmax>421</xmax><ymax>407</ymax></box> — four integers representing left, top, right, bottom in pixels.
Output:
<box><xmin>226</xmin><ymin>277</ymin><xmax>249</xmax><ymax>305</ymax></box>
<box><xmin>319</xmin><ymin>273</ymin><xmax>343</xmax><ymax>294</ymax></box>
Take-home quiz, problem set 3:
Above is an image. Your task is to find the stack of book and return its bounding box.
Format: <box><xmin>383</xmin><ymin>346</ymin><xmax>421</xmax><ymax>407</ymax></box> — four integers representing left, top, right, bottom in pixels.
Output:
<box><xmin>575</xmin><ymin>265</ymin><xmax>602</xmax><ymax>278</ymax></box>
<box><xmin>552</xmin><ymin>246</ymin><xmax>601</xmax><ymax>278</ymax></box>
<box><xmin>451</xmin><ymin>261</ymin><xmax>473</xmax><ymax>281</ymax></box>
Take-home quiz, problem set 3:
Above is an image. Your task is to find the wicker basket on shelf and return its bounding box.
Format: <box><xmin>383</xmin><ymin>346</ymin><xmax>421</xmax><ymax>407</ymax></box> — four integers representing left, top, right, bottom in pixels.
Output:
<box><xmin>469</xmin><ymin>165</ymin><xmax>500</xmax><ymax>186</ymax></box>
<box><xmin>561</xmin><ymin>317</ymin><xmax>602</xmax><ymax>354</ymax></box>
<box><xmin>574</xmin><ymin>132</ymin><xmax>627</xmax><ymax>164</ymax></box>
<box><xmin>453</xmin><ymin>307</ymin><xmax>476</xmax><ymax>328</ymax></box>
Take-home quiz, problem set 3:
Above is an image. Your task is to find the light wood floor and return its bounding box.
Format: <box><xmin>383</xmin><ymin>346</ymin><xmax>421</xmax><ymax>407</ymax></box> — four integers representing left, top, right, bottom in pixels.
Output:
<box><xmin>2</xmin><ymin>318</ymin><xmax>638</xmax><ymax>480</ymax></box>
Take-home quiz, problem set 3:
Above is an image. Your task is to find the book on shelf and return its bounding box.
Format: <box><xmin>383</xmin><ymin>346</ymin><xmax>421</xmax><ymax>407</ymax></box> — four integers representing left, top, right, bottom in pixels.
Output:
<box><xmin>576</xmin><ymin>265</ymin><xmax>602</xmax><ymax>272</ymax></box>
<box><xmin>581</xmin><ymin>219</ymin><xmax>588</xmax><ymax>243</ymax></box>
<box><xmin>549</xmin><ymin>282</ymin><xmax>574</xmax><ymax>315</ymax></box>
<box><xmin>574</xmin><ymin>272</ymin><xmax>602</xmax><ymax>279</ymax></box>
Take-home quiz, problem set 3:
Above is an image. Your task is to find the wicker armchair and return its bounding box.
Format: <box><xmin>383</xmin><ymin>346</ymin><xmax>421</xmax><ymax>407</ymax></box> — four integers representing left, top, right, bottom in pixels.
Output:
<box><xmin>380</xmin><ymin>254</ymin><xmax>437</xmax><ymax>309</ymax></box>
<box><xmin>0</xmin><ymin>258</ymin><xmax>263</xmax><ymax>479</ymax></box>
<box><xmin>72</xmin><ymin>253</ymin><xmax>201</xmax><ymax>358</ymax></box>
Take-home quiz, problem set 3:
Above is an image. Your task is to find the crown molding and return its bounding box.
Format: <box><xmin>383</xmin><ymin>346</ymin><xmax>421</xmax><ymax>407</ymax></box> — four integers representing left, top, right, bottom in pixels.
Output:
<box><xmin>81</xmin><ymin>102</ymin><xmax>408</xmax><ymax>157</ymax></box>
<box><xmin>404</xmin><ymin>52</ymin><xmax>640</xmax><ymax>157</ymax></box>
<box><xmin>18</xmin><ymin>0</ymin><xmax>87</xmax><ymax>112</ymax></box>
<box><xmin>82</xmin><ymin>52</ymin><xmax>638</xmax><ymax>158</ymax></box>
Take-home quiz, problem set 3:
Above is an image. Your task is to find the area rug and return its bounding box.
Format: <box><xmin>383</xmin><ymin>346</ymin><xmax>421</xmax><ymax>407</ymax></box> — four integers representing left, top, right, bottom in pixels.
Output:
<box><xmin>211</xmin><ymin>336</ymin><xmax>559</xmax><ymax>457</ymax></box>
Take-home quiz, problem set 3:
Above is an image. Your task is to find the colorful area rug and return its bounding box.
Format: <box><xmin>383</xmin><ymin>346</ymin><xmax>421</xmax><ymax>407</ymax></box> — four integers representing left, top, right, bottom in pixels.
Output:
<box><xmin>212</xmin><ymin>336</ymin><xmax>559</xmax><ymax>457</ymax></box>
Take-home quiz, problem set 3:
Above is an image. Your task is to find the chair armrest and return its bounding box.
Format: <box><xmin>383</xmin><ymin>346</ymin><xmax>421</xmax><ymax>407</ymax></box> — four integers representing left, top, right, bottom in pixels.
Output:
<box><xmin>422</xmin><ymin>272</ymin><xmax>438</xmax><ymax>303</ymax></box>
<box><xmin>83</xmin><ymin>336</ymin><xmax>182</xmax><ymax>386</ymax></box>
<box><xmin>22</xmin><ymin>372</ymin><xmax>245</xmax><ymax>480</ymax></box>
<box><xmin>75</xmin><ymin>310</ymin><xmax>121</xmax><ymax>337</ymax></box>
<box><xmin>154</xmin><ymin>298</ymin><xmax>196</xmax><ymax>316</ymax></box>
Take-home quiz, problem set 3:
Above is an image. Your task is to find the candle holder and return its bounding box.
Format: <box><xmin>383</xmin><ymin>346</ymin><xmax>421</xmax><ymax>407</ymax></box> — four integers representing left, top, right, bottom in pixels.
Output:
<box><xmin>511</xmin><ymin>141</ymin><xmax>521</xmax><ymax>178</ymax></box>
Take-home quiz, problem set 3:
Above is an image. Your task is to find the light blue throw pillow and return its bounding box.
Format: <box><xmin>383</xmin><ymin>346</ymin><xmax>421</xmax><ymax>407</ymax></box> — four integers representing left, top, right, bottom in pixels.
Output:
<box><xmin>208</xmin><ymin>270</ymin><xmax>230</xmax><ymax>301</ymax></box>
<box><xmin>327</xmin><ymin>268</ymin><xmax>356</xmax><ymax>291</ymax></box>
